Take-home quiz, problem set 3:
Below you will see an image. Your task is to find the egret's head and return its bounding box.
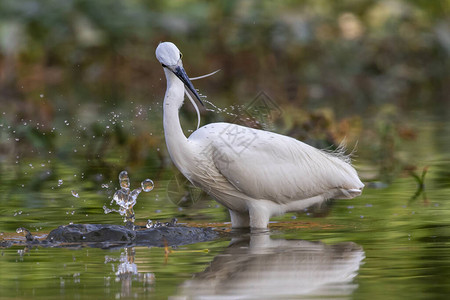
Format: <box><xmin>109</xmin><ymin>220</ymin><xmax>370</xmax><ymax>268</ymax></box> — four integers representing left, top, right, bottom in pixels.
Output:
<box><xmin>155</xmin><ymin>42</ymin><xmax>182</xmax><ymax>67</ymax></box>
<box><xmin>156</xmin><ymin>42</ymin><xmax>203</xmax><ymax>105</ymax></box>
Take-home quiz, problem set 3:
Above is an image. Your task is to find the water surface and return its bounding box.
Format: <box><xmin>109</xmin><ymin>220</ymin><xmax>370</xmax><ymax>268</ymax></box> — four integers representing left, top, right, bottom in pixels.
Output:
<box><xmin>1</xmin><ymin>116</ymin><xmax>450</xmax><ymax>299</ymax></box>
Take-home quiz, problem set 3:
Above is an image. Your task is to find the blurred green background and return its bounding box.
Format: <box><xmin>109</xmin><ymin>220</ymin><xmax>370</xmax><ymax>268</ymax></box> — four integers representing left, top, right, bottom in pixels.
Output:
<box><xmin>0</xmin><ymin>0</ymin><xmax>449</xmax><ymax>231</ymax></box>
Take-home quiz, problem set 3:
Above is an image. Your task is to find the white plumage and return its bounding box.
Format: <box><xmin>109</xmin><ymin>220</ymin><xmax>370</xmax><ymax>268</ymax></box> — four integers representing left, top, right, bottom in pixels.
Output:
<box><xmin>156</xmin><ymin>42</ymin><xmax>364</xmax><ymax>228</ymax></box>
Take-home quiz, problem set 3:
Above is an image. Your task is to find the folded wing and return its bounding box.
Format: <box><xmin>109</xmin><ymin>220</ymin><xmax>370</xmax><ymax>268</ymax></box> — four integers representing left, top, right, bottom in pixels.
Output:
<box><xmin>210</xmin><ymin>124</ymin><xmax>362</xmax><ymax>204</ymax></box>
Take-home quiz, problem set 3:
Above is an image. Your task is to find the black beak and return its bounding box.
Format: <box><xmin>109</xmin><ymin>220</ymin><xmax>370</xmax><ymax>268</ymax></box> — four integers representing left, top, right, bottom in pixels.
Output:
<box><xmin>172</xmin><ymin>66</ymin><xmax>204</xmax><ymax>106</ymax></box>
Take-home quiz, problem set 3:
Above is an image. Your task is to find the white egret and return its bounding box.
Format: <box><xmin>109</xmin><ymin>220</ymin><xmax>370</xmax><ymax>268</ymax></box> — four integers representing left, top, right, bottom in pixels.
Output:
<box><xmin>156</xmin><ymin>42</ymin><xmax>364</xmax><ymax>229</ymax></box>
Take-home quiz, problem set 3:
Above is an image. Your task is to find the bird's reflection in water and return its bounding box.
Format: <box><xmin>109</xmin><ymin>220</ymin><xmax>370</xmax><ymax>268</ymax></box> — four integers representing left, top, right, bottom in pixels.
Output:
<box><xmin>172</xmin><ymin>233</ymin><xmax>364</xmax><ymax>299</ymax></box>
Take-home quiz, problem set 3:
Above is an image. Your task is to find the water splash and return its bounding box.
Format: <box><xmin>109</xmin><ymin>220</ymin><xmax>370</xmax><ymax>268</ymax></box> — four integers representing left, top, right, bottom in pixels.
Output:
<box><xmin>145</xmin><ymin>219</ymin><xmax>153</xmax><ymax>228</ymax></box>
<box><xmin>141</xmin><ymin>179</ymin><xmax>154</xmax><ymax>192</ymax></box>
<box><xmin>119</xmin><ymin>171</ymin><xmax>130</xmax><ymax>189</ymax></box>
<box><xmin>145</xmin><ymin>218</ymin><xmax>177</xmax><ymax>229</ymax></box>
<box><xmin>105</xmin><ymin>171</ymin><xmax>154</xmax><ymax>229</ymax></box>
<box><xmin>203</xmin><ymin>99</ymin><xmax>240</xmax><ymax>118</ymax></box>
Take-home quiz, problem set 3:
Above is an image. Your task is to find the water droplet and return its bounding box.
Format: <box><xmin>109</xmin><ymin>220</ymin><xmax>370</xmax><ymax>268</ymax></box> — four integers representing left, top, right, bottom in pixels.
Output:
<box><xmin>119</xmin><ymin>171</ymin><xmax>130</xmax><ymax>189</ymax></box>
<box><xmin>103</xmin><ymin>205</ymin><xmax>118</xmax><ymax>214</ymax></box>
<box><xmin>58</xmin><ymin>179</ymin><xmax>63</xmax><ymax>186</ymax></box>
<box><xmin>146</xmin><ymin>219</ymin><xmax>153</xmax><ymax>228</ymax></box>
<box><xmin>129</xmin><ymin>188</ymin><xmax>142</xmax><ymax>202</ymax></box>
<box><xmin>141</xmin><ymin>179</ymin><xmax>154</xmax><ymax>192</ymax></box>
<box><xmin>101</xmin><ymin>184</ymin><xmax>109</xmax><ymax>188</ymax></box>
<box><xmin>71</xmin><ymin>190</ymin><xmax>80</xmax><ymax>198</ymax></box>
<box><xmin>113</xmin><ymin>190</ymin><xmax>128</xmax><ymax>209</ymax></box>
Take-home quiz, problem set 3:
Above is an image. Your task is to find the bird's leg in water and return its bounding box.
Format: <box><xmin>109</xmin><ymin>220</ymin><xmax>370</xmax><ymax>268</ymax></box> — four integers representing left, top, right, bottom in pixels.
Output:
<box><xmin>229</xmin><ymin>210</ymin><xmax>250</xmax><ymax>228</ymax></box>
<box><xmin>248</xmin><ymin>200</ymin><xmax>275</xmax><ymax>229</ymax></box>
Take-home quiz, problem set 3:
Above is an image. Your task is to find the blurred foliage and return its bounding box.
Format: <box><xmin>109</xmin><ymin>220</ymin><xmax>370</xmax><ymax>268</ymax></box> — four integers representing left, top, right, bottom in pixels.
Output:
<box><xmin>0</xmin><ymin>0</ymin><xmax>449</xmax><ymax>184</ymax></box>
<box><xmin>1</xmin><ymin>0</ymin><xmax>447</xmax><ymax>105</ymax></box>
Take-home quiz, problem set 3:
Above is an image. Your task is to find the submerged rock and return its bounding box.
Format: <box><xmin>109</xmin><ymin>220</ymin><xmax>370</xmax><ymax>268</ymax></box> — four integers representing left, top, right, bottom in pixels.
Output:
<box><xmin>45</xmin><ymin>224</ymin><xmax>220</xmax><ymax>248</ymax></box>
<box><xmin>135</xmin><ymin>226</ymin><xmax>219</xmax><ymax>246</ymax></box>
<box><xmin>47</xmin><ymin>224</ymin><xmax>136</xmax><ymax>243</ymax></box>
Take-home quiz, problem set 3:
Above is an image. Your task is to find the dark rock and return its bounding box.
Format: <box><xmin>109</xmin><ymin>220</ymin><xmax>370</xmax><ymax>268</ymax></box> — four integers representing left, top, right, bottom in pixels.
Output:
<box><xmin>47</xmin><ymin>224</ymin><xmax>136</xmax><ymax>243</ymax></box>
<box><xmin>135</xmin><ymin>226</ymin><xmax>219</xmax><ymax>247</ymax></box>
<box><xmin>45</xmin><ymin>224</ymin><xmax>220</xmax><ymax>248</ymax></box>
<box><xmin>0</xmin><ymin>240</ymin><xmax>12</xmax><ymax>248</ymax></box>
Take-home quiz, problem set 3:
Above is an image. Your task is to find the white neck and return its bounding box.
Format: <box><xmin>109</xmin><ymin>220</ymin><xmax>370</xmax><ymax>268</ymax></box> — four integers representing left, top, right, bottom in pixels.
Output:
<box><xmin>162</xmin><ymin>69</ymin><xmax>192</xmax><ymax>174</ymax></box>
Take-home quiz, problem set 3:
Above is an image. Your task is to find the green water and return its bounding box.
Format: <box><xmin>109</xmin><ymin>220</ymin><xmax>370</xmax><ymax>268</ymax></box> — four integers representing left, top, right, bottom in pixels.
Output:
<box><xmin>1</xmin><ymin>116</ymin><xmax>450</xmax><ymax>299</ymax></box>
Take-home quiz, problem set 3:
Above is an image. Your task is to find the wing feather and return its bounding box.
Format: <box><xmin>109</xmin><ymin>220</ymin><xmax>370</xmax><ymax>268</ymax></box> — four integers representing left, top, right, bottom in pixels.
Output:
<box><xmin>209</xmin><ymin>124</ymin><xmax>362</xmax><ymax>204</ymax></box>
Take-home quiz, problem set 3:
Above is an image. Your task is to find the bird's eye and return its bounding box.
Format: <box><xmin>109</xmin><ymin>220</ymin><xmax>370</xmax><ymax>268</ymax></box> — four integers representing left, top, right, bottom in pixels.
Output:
<box><xmin>180</xmin><ymin>52</ymin><xmax>183</xmax><ymax>59</ymax></box>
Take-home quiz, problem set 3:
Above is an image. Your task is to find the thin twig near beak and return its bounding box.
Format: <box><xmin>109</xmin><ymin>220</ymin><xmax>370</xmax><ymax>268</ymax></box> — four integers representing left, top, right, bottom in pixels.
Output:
<box><xmin>190</xmin><ymin>69</ymin><xmax>221</xmax><ymax>81</ymax></box>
